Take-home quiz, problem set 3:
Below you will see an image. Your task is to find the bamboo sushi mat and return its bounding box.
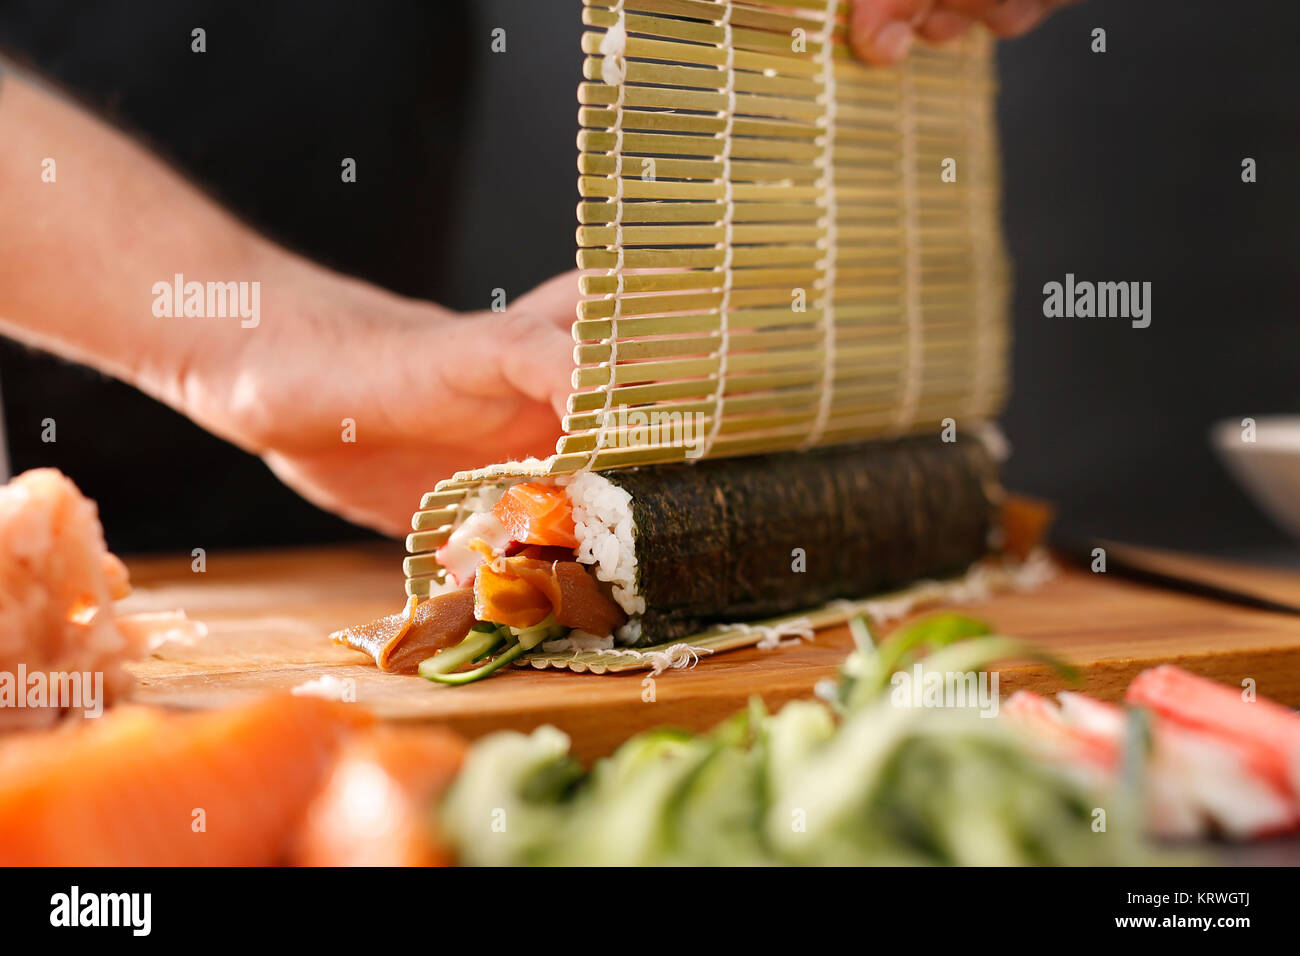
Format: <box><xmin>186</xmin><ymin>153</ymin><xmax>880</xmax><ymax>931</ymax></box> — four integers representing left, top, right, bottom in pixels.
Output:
<box><xmin>406</xmin><ymin>0</ymin><xmax>1009</xmax><ymax>597</ymax></box>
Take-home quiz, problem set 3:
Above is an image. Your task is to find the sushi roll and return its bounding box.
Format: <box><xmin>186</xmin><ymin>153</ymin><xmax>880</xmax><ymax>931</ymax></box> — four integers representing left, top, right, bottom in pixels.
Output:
<box><xmin>573</xmin><ymin>435</ymin><xmax>999</xmax><ymax>643</ymax></box>
<box><xmin>334</xmin><ymin>434</ymin><xmax>1000</xmax><ymax>681</ymax></box>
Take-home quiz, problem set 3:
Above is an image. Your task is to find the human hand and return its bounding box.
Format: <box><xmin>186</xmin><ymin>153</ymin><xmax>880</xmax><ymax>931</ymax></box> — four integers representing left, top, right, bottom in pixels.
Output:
<box><xmin>847</xmin><ymin>0</ymin><xmax>1075</xmax><ymax>65</ymax></box>
<box><xmin>0</xmin><ymin>69</ymin><xmax>579</xmax><ymax>539</ymax></box>
<box><xmin>165</xmin><ymin>264</ymin><xmax>580</xmax><ymax>537</ymax></box>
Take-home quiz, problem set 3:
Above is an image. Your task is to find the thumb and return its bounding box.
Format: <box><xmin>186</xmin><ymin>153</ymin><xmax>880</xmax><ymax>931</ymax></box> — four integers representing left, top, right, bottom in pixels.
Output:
<box><xmin>511</xmin><ymin>269</ymin><xmax>584</xmax><ymax>331</ymax></box>
<box><xmin>497</xmin><ymin>316</ymin><xmax>574</xmax><ymax>420</ymax></box>
<box><xmin>501</xmin><ymin>271</ymin><xmax>582</xmax><ymax>418</ymax></box>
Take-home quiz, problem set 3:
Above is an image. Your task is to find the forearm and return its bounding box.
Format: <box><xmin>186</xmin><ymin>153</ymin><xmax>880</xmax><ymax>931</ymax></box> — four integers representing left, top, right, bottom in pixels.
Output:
<box><xmin>0</xmin><ymin>64</ymin><xmax>309</xmax><ymax>402</ymax></box>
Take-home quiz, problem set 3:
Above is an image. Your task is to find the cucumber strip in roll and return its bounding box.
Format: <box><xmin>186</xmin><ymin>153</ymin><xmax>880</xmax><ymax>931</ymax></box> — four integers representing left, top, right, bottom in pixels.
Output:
<box><xmin>418</xmin><ymin>627</ymin><xmax>506</xmax><ymax>680</ymax></box>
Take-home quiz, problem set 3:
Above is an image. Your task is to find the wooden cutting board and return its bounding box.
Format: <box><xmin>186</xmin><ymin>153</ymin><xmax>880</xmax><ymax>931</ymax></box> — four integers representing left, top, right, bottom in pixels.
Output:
<box><xmin>122</xmin><ymin>542</ymin><xmax>1300</xmax><ymax>762</ymax></box>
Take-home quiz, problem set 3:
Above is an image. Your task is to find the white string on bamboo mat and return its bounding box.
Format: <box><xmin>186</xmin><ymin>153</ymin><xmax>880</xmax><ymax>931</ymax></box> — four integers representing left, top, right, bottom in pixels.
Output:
<box><xmin>895</xmin><ymin>53</ymin><xmax>924</xmax><ymax>430</ymax></box>
<box><xmin>700</xmin><ymin>0</ymin><xmax>737</xmax><ymax>460</ymax></box>
<box><xmin>729</xmin><ymin>616</ymin><xmax>816</xmax><ymax>651</ymax></box>
<box><xmin>571</xmin><ymin>641</ymin><xmax>714</xmax><ymax>676</ymax></box>
<box><xmin>964</xmin><ymin>42</ymin><xmax>994</xmax><ymax>419</ymax></box>
<box><xmin>589</xmin><ymin>3</ymin><xmax>628</xmax><ymax>469</ymax></box>
<box><xmin>803</xmin><ymin>0</ymin><xmax>841</xmax><ymax>450</ymax></box>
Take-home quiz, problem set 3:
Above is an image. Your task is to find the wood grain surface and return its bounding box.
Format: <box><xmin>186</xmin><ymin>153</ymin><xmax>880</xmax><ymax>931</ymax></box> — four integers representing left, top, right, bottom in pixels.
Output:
<box><xmin>121</xmin><ymin>542</ymin><xmax>1300</xmax><ymax>762</ymax></box>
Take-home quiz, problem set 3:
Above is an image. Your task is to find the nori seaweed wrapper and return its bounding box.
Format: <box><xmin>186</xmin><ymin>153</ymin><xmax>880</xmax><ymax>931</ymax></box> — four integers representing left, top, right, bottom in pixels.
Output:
<box><xmin>607</xmin><ymin>435</ymin><xmax>1000</xmax><ymax>644</ymax></box>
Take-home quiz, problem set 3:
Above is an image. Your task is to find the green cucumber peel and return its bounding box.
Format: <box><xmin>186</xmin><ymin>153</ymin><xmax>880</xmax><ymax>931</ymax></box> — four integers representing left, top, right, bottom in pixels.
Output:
<box><xmin>512</xmin><ymin>614</ymin><xmax>563</xmax><ymax>651</ymax></box>
<box><xmin>423</xmin><ymin>639</ymin><xmax>530</xmax><ymax>685</ymax></box>
<box><xmin>847</xmin><ymin>614</ymin><xmax>880</xmax><ymax>653</ymax></box>
<box><xmin>418</xmin><ymin>627</ymin><xmax>505</xmax><ymax>680</ymax></box>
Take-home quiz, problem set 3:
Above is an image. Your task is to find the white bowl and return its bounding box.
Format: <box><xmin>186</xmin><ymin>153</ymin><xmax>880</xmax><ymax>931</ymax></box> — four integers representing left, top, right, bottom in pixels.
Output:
<box><xmin>1212</xmin><ymin>416</ymin><xmax>1300</xmax><ymax>539</ymax></box>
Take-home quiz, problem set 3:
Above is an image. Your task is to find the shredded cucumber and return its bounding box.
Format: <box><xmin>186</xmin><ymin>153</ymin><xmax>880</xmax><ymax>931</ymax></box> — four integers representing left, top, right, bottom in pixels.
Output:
<box><xmin>423</xmin><ymin>640</ymin><xmax>530</xmax><ymax>685</ymax></box>
<box><xmin>441</xmin><ymin>612</ymin><xmax>1167</xmax><ymax>866</ymax></box>
<box><xmin>509</xmin><ymin>614</ymin><xmax>567</xmax><ymax>651</ymax></box>
<box><xmin>418</xmin><ymin>628</ymin><xmax>505</xmax><ymax>680</ymax></box>
<box><xmin>416</xmin><ymin>616</ymin><xmax>570</xmax><ymax>686</ymax></box>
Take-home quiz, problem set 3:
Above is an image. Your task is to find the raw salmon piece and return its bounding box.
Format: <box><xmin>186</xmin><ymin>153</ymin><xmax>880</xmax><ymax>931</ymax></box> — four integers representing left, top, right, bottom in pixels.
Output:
<box><xmin>471</xmin><ymin>557</ymin><xmax>627</xmax><ymax>636</ymax></box>
<box><xmin>292</xmin><ymin>726</ymin><xmax>467</xmax><ymax>866</ymax></box>
<box><xmin>508</xmin><ymin>558</ymin><xmax>627</xmax><ymax>637</ymax></box>
<box><xmin>0</xmin><ymin>694</ymin><xmax>371</xmax><ymax>866</ymax></box>
<box><xmin>331</xmin><ymin>590</ymin><xmax>477</xmax><ymax>674</ymax></box>
<box><xmin>473</xmin><ymin>561</ymin><xmax>552</xmax><ymax>628</ymax></box>
<box><xmin>1126</xmin><ymin>665</ymin><xmax>1300</xmax><ymax>799</ymax></box>
<box><xmin>492</xmin><ymin>483</ymin><xmax>579</xmax><ymax>550</ymax></box>
<box><xmin>515</xmin><ymin>545</ymin><xmax>575</xmax><ymax>563</ymax></box>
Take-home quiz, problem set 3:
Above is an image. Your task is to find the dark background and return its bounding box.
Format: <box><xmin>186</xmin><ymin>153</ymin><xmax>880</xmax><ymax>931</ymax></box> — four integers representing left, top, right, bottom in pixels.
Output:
<box><xmin>1</xmin><ymin>0</ymin><xmax>1296</xmax><ymax>558</ymax></box>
